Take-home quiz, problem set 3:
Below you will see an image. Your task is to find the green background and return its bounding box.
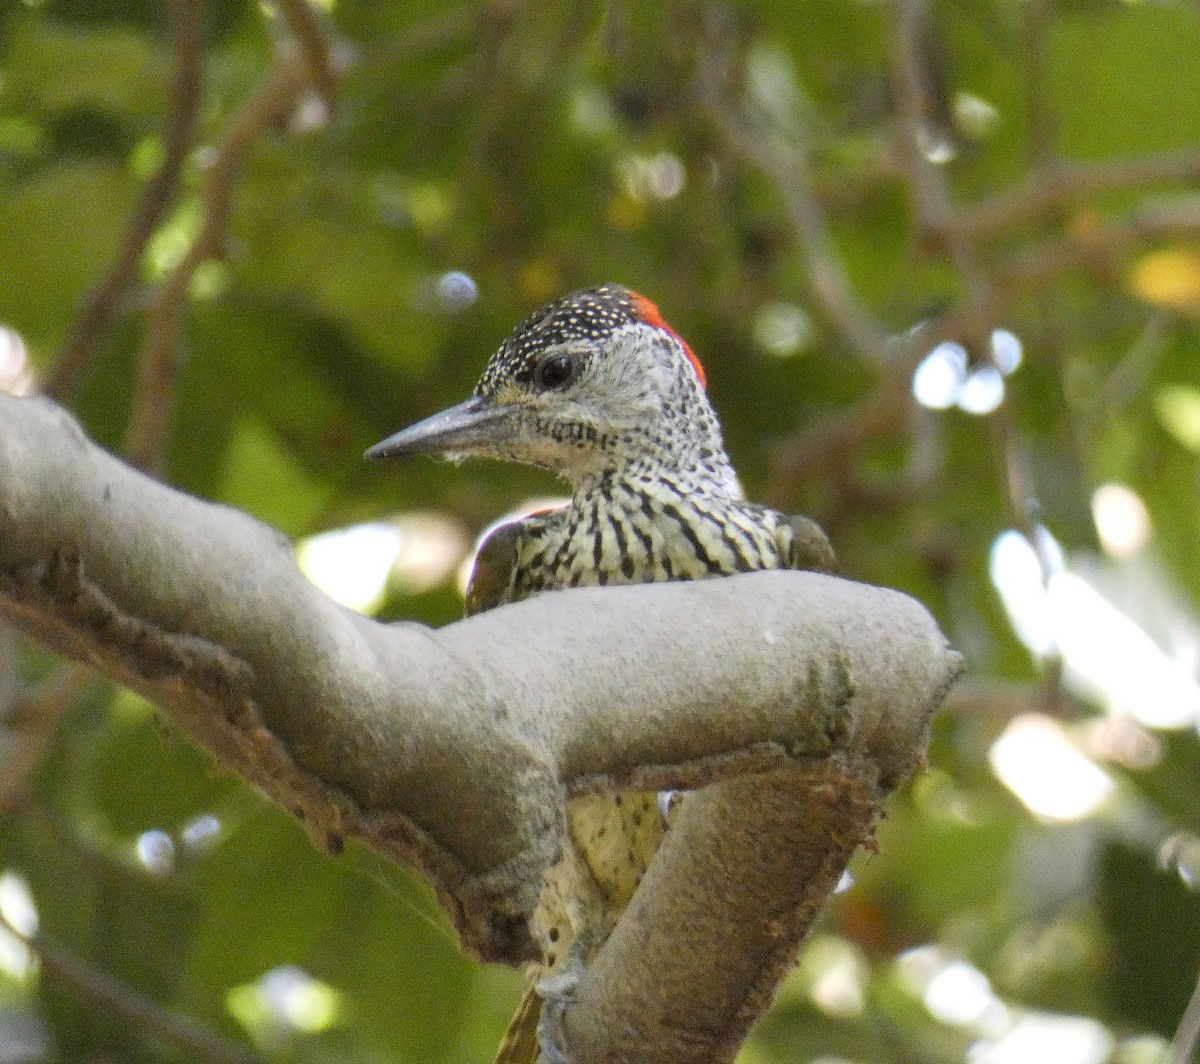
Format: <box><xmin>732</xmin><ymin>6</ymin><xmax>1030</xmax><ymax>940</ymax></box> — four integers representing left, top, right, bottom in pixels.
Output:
<box><xmin>2</xmin><ymin>1</ymin><xmax>1199</xmax><ymax>1062</ymax></box>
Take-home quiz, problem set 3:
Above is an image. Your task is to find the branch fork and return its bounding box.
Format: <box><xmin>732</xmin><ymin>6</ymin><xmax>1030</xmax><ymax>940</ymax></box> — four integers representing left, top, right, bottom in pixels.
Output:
<box><xmin>0</xmin><ymin>394</ymin><xmax>960</xmax><ymax>1063</ymax></box>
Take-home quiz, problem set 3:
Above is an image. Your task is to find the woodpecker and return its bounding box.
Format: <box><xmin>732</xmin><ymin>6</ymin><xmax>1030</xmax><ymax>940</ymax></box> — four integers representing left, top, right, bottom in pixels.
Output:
<box><xmin>367</xmin><ymin>284</ymin><xmax>834</xmax><ymax>1064</ymax></box>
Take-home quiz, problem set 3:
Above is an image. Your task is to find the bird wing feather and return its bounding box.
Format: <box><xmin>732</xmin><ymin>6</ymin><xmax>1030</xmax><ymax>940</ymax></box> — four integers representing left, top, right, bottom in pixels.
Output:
<box><xmin>782</xmin><ymin>512</ymin><xmax>837</xmax><ymax>573</ymax></box>
<box><xmin>466</xmin><ymin>520</ymin><xmax>523</xmax><ymax>617</ymax></box>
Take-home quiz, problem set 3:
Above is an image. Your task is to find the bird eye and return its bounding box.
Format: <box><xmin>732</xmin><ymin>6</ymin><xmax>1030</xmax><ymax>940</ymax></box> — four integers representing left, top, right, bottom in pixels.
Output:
<box><xmin>535</xmin><ymin>353</ymin><xmax>577</xmax><ymax>391</ymax></box>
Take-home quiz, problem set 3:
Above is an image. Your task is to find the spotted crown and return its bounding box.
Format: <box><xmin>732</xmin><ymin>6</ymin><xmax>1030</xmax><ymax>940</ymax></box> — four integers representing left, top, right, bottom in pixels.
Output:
<box><xmin>476</xmin><ymin>284</ymin><xmax>705</xmax><ymax>397</ymax></box>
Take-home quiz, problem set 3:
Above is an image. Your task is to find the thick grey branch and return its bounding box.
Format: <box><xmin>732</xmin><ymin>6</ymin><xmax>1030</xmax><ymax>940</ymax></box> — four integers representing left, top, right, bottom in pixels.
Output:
<box><xmin>0</xmin><ymin>394</ymin><xmax>959</xmax><ymax>1060</ymax></box>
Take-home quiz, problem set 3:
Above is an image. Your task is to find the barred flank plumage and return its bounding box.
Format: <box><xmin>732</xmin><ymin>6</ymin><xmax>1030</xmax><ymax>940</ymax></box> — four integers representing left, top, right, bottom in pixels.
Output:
<box><xmin>474</xmin><ymin>482</ymin><xmax>815</xmax><ymax>607</ymax></box>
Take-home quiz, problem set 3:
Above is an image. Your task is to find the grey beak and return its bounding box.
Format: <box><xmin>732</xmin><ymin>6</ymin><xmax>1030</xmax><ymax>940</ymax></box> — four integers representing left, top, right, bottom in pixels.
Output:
<box><xmin>365</xmin><ymin>396</ymin><xmax>518</xmax><ymax>460</ymax></box>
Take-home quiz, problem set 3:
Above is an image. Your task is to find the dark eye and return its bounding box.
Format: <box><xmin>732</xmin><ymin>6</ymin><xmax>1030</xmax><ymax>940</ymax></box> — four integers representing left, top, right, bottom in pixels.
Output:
<box><xmin>535</xmin><ymin>353</ymin><xmax>577</xmax><ymax>390</ymax></box>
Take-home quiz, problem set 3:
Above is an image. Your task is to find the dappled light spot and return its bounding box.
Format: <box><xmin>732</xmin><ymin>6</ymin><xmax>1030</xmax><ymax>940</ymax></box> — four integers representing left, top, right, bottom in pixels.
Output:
<box><xmin>436</xmin><ymin>270</ymin><xmax>478</xmax><ymax>312</ymax></box>
<box><xmin>990</xmin><ymin>330</ymin><xmax>1023</xmax><ymax>375</ymax></box>
<box><xmin>227</xmin><ymin>965</ymin><xmax>341</xmax><ymax>1046</ymax></box>
<box><xmin>1154</xmin><ymin>384</ymin><xmax>1200</xmax><ymax>451</ymax></box>
<box><xmin>953</xmin><ymin>92</ymin><xmax>1001</xmax><ymax>140</ymax></box>
<box><xmin>290</xmin><ymin>94</ymin><xmax>331</xmax><ymax>134</ymax></box>
<box><xmin>1080</xmin><ymin>715</ymin><xmax>1161</xmax><ymax>771</ymax></box>
<box><xmin>0</xmin><ymin>871</ymin><xmax>37</xmax><ymax>981</ymax></box>
<box><xmin>570</xmin><ymin>84</ymin><xmax>615</xmax><ymax>137</ymax></box>
<box><xmin>190</xmin><ymin>259</ymin><xmax>228</xmax><ymax>300</ymax></box>
<box><xmin>913</xmin><ymin>342</ymin><xmax>966</xmax><ymax>410</ymax></box>
<box><xmin>1091</xmin><ymin>483</ymin><xmax>1150</xmax><ymax>558</ymax></box>
<box><xmin>127</xmin><ymin>134</ymin><xmax>164</xmax><ymax>179</ymax></box>
<box><xmin>144</xmin><ymin>200</ymin><xmax>201</xmax><ymax>279</ymax></box>
<box><xmin>958</xmin><ymin>366</ymin><xmax>1005</xmax><ymax>415</ymax></box>
<box><xmin>298</xmin><ymin>515</ymin><xmax>470</xmax><ymax>611</ymax></box>
<box><xmin>810</xmin><ymin>952</ymin><xmax>865</xmax><ymax>1019</ymax></box>
<box><xmin>0</xmin><ymin>872</ymin><xmax>37</xmax><ymax>938</ymax></box>
<box><xmin>754</xmin><ymin>301</ymin><xmax>813</xmax><ymax>357</ymax></box>
<box><xmin>181</xmin><ymin>813</ymin><xmax>223</xmax><ymax>851</ymax></box>
<box><xmin>967</xmin><ymin>1011</ymin><xmax>1113</xmax><ymax>1064</ymax></box>
<box><xmin>897</xmin><ymin>947</ymin><xmax>1009</xmax><ymax>1037</ymax></box>
<box><xmin>792</xmin><ymin>935</ymin><xmax>867</xmax><ymax>1019</ymax></box>
<box><xmin>989</xmin><ymin>528</ymin><xmax>1063</xmax><ymax>657</ymax></box>
<box><xmin>991</xmin><ymin>528</ymin><xmax>1200</xmax><ymax>727</ymax></box>
<box><xmin>298</xmin><ymin>523</ymin><xmax>403</xmax><ymax>613</ymax></box>
<box><xmin>0</xmin><ymin>327</ymin><xmax>35</xmax><ymax>396</ymax></box>
<box><xmin>404</xmin><ymin>181</ymin><xmax>452</xmax><ymax>234</ymax></box>
<box><xmin>390</xmin><ymin>513</ymin><xmax>471</xmax><ymax>594</ymax></box>
<box><xmin>913</xmin><ymin>332</ymin><xmax>1022</xmax><ymax>414</ymax></box>
<box><xmin>1159</xmin><ymin>832</ymin><xmax>1200</xmax><ymax>890</ymax></box>
<box><xmin>1110</xmin><ymin>1035</ymin><xmax>1173</xmax><ymax>1063</ymax></box>
<box><xmin>1128</xmin><ymin>246</ymin><xmax>1200</xmax><ymax>314</ymax></box>
<box><xmin>618</xmin><ymin>151</ymin><xmax>685</xmax><ymax>203</ymax></box>
<box><xmin>135</xmin><ymin>829</ymin><xmax>175</xmax><ymax>876</ymax></box>
<box><xmin>989</xmin><ymin>714</ymin><xmax>1113</xmax><ymax>822</ymax></box>
<box><xmin>917</xmin><ymin>121</ymin><xmax>957</xmax><ymax>165</ymax></box>
<box><xmin>925</xmin><ymin>960</ymin><xmax>1007</xmax><ymax>1030</ymax></box>
<box><xmin>1050</xmin><ymin>571</ymin><xmax>1200</xmax><ymax>728</ymax></box>
<box><xmin>0</xmin><ymin>928</ymin><xmax>34</xmax><ymax>982</ymax></box>
<box><xmin>261</xmin><ymin>966</ymin><xmax>339</xmax><ymax>1032</ymax></box>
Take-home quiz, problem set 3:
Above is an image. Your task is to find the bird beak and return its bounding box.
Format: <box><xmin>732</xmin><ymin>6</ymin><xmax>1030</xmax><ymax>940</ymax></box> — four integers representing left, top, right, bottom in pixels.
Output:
<box><xmin>365</xmin><ymin>395</ymin><xmax>519</xmax><ymax>460</ymax></box>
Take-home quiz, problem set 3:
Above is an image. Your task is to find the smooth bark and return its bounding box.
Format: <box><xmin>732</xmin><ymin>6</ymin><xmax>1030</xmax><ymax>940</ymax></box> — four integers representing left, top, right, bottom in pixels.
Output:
<box><xmin>0</xmin><ymin>394</ymin><xmax>960</xmax><ymax>1062</ymax></box>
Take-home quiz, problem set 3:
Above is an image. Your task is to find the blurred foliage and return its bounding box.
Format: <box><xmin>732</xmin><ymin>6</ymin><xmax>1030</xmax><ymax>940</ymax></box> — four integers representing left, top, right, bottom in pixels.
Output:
<box><xmin>1</xmin><ymin>0</ymin><xmax>1200</xmax><ymax>1062</ymax></box>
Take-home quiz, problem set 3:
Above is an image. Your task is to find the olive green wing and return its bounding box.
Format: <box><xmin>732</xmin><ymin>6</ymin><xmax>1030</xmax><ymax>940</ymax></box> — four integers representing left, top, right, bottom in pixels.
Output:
<box><xmin>465</xmin><ymin>521</ymin><xmax>523</xmax><ymax>617</ymax></box>
<box><xmin>782</xmin><ymin>512</ymin><xmax>837</xmax><ymax>573</ymax></box>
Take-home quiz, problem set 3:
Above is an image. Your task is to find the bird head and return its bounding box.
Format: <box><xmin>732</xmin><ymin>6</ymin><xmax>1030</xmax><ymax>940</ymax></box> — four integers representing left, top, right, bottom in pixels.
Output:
<box><xmin>367</xmin><ymin>285</ymin><xmax>723</xmax><ymax>490</ymax></box>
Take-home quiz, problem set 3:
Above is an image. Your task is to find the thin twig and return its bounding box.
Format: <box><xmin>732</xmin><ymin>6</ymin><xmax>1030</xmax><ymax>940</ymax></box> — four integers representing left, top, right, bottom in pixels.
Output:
<box><xmin>956</xmin><ymin>148</ymin><xmax>1200</xmax><ymax>241</ymax></box>
<box><xmin>988</xmin><ymin>200</ymin><xmax>1200</xmax><ymax>302</ymax></box>
<box><xmin>122</xmin><ymin>47</ymin><xmax>328</xmax><ymax>471</ymax></box>
<box><xmin>46</xmin><ymin>0</ymin><xmax>205</xmax><ymax>402</ymax></box>
<box><xmin>1171</xmin><ymin>961</ymin><xmax>1200</xmax><ymax>1064</ymax></box>
<box><xmin>695</xmin><ymin>11</ymin><xmax>893</xmax><ymax>368</ymax></box>
<box><xmin>0</xmin><ymin>623</ymin><xmax>16</xmax><ymax>719</ymax></box>
<box><xmin>704</xmin><ymin>0</ymin><xmax>1200</xmax><ymax>528</ymax></box>
<box><xmin>765</xmin><ymin>384</ymin><xmax>908</xmax><ymax>509</ymax></box>
<box><xmin>888</xmin><ymin>0</ymin><xmax>992</xmax><ymax>356</ymax></box>
<box><xmin>1095</xmin><ymin>314</ymin><xmax>1170</xmax><ymax>414</ymax></box>
<box><xmin>0</xmin><ymin>664</ymin><xmax>92</xmax><ymax>813</ymax></box>
<box><xmin>888</xmin><ymin>0</ymin><xmax>1070</xmax><ymax>709</ymax></box>
<box><xmin>1023</xmin><ymin>0</ymin><xmax>1057</xmax><ymax>172</ymax></box>
<box><xmin>0</xmin><ymin>909</ymin><xmax>261</xmax><ymax>1064</ymax></box>
<box><xmin>274</xmin><ymin>0</ymin><xmax>337</xmax><ymax>107</ymax></box>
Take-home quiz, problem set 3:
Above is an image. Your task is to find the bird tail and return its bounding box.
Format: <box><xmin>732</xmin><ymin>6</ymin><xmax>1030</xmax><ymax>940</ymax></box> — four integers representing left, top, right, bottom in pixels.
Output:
<box><xmin>492</xmin><ymin>980</ymin><xmax>543</xmax><ymax>1064</ymax></box>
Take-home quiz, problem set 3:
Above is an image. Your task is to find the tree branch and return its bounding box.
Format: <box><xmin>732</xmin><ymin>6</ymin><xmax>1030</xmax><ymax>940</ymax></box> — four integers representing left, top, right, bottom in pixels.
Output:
<box><xmin>274</xmin><ymin>0</ymin><xmax>338</xmax><ymax>109</ymax></box>
<box><xmin>956</xmin><ymin>147</ymin><xmax>1200</xmax><ymax>242</ymax></box>
<box><xmin>695</xmin><ymin>13</ymin><xmax>894</xmax><ymax>368</ymax></box>
<box><xmin>46</xmin><ymin>0</ymin><xmax>205</xmax><ymax>402</ymax></box>
<box><xmin>888</xmin><ymin>0</ymin><xmax>993</xmax><ymax>356</ymax></box>
<box><xmin>1171</xmin><ymin>958</ymin><xmax>1200</xmax><ymax>1064</ymax></box>
<box><xmin>0</xmin><ymin>394</ymin><xmax>959</xmax><ymax>1062</ymax></box>
<box><xmin>0</xmin><ymin>662</ymin><xmax>91</xmax><ymax>812</ymax></box>
<box><xmin>0</xmin><ymin>908</ymin><xmax>260</xmax><ymax>1064</ymax></box>
<box><xmin>123</xmin><ymin>40</ymin><xmax>339</xmax><ymax>471</ymax></box>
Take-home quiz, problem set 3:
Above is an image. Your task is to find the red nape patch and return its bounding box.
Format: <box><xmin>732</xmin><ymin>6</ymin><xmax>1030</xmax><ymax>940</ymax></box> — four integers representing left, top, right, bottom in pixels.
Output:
<box><xmin>630</xmin><ymin>292</ymin><xmax>707</xmax><ymax>389</ymax></box>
